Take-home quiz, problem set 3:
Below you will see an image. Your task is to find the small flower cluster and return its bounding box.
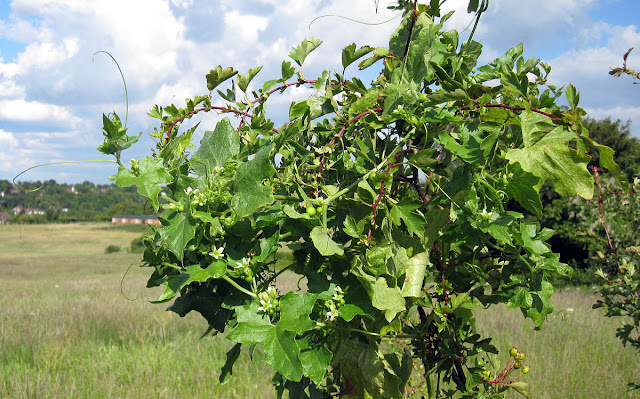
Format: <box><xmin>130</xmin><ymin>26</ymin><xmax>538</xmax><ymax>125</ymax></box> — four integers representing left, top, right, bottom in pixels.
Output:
<box><xmin>258</xmin><ymin>286</ymin><xmax>279</xmax><ymax>315</ymax></box>
<box><xmin>185</xmin><ymin>186</ymin><xmax>210</xmax><ymax>207</ymax></box>
<box><xmin>324</xmin><ymin>287</ymin><xmax>346</xmax><ymax>321</ymax></box>
<box><xmin>233</xmin><ymin>256</ymin><xmax>254</xmax><ymax>281</ymax></box>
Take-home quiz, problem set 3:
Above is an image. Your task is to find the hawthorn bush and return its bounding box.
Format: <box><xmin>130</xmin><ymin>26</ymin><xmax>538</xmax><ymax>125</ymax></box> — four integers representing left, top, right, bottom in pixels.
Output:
<box><xmin>99</xmin><ymin>1</ymin><xmax>626</xmax><ymax>397</ymax></box>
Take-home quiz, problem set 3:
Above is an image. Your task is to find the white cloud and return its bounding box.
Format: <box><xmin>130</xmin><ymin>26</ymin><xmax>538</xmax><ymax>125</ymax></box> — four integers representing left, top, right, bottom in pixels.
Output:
<box><xmin>585</xmin><ymin>105</ymin><xmax>640</xmax><ymax>125</ymax></box>
<box><xmin>224</xmin><ymin>10</ymin><xmax>269</xmax><ymax>43</ymax></box>
<box><xmin>17</xmin><ymin>38</ymin><xmax>78</xmax><ymax>69</ymax></box>
<box><xmin>0</xmin><ymin>99</ymin><xmax>83</xmax><ymax>127</ymax></box>
<box><xmin>0</xmin><ymin>129</ymin><xmax>19</xmax><ymax>147</ymax></box>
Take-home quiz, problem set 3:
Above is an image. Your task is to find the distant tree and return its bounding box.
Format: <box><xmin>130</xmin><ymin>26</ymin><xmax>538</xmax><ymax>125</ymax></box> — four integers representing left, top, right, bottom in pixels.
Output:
<box><xmin>45</xmin><ymin>206</ymin><xmax>60</xmax><ymax>221</ymax></box>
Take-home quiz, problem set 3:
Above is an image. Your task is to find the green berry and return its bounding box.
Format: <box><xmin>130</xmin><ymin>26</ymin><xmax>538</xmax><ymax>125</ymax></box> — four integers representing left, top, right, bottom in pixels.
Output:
<box><xmin>316</xmin><ymin>206</ymin><xmax>323</xmax><ymax>215</ymax></box>
<box><xmin>515</xmin><ymin>351</ymin><xmax>525</xmax><ymax>361</ymax></box>
<box><xmin>522</xmin><ymin>365</ymin><xmax>530</xmax><ymax>374</ymax></box>
<box><xmin>509</xmin><ymin>347</ymin><xmax>518</xmax><ymax>358</ymax></box>
<box><xmin>305</xmin><ymin>206</ymin><xmax>316</xmax><ymax>216</ymax></box>
<box><xmin>272</xmin><ymin>299</ymin><xmax>279</xmax><ymax>307</ymax></box>
<box><xmin>513</xmin><ymin>361</ymin><xmax>521</xmax><ymax>369</ymax></box>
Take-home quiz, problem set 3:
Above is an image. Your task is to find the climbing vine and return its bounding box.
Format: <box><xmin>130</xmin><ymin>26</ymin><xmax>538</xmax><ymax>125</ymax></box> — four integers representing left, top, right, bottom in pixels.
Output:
<box><xmin>99</xmin><ymin>1</ymin><xmax>625</xmax><ymax>397</ymax></box>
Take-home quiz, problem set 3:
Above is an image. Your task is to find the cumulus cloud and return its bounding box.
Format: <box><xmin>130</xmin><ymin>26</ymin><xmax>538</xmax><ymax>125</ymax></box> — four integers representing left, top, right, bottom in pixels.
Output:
<box><xmin>0</xmin><ymin>99</ymin><xmax>83</xmax><ymax>127</ymax></box>
<box><xmin>17</xmin><ymin>38</ymin><xmax>78</xmax><ymax>69</ymax></box>
<box><xmin>224</xmin><ymin>10</ymin><xmax>269</xmax><ymax>43</ymax></box>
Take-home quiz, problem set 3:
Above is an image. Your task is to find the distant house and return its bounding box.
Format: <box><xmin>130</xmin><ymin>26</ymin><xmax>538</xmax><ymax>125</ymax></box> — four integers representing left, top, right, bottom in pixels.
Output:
<box><xmin>12</xmin><ymin>206</ymin><xmax>44</xmax><ymax>215</ymax></box>
<box><xmin>112</xmin><ymin>214</ymin><xmax>161</xmax><ymax>226</ymax></box>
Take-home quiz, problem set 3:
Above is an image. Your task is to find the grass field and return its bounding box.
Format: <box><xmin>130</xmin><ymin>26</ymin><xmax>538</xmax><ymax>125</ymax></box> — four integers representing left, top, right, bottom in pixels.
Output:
<box><xmin>0</xmin><ymin>223</ymin><xmax>638</xmax><ymax>398</ymax></box>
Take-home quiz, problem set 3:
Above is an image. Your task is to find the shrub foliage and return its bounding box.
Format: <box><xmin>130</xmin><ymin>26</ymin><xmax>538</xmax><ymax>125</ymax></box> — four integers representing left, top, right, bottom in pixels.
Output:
<box><xmin>99</xmin><ymin>1</ymin><xmax>626</xmax><ymax>397</ymax></box>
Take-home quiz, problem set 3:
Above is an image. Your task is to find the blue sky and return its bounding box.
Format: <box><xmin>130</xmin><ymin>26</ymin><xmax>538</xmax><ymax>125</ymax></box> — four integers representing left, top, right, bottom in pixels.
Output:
<box><xmin>0</xmin><ymin>0</ymin><xmax>639</xmax><ymax>184</ymax></box>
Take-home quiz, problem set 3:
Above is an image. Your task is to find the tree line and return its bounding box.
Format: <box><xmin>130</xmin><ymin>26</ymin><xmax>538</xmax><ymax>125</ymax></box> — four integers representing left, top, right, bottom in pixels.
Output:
<box><xmin>0</xmin><ymin>179</ymin><xmax>149</xmax><ymax>223</ymax></box>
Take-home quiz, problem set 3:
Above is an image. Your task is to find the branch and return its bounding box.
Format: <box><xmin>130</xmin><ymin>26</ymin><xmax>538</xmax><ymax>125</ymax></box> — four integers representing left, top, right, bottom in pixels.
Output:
<box><xmin>460</xmin><ymin>103</ymin><xmax>561</xmax><ymax>120</ymax></box>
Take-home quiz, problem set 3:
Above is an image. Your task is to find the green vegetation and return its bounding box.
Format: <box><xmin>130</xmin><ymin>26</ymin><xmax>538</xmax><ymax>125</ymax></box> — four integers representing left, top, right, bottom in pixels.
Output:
<box><xmin>0</xmin><ymin>223</ymin><xmax>638</xmax><ymax>398</ymax></box>
<box><xmin>96</xmin><ymin>1</ymin><xmax>631</xmax><ymax>396</ymax></box>
<box><xmin>0</xmin><ymin>179</ymin><xmax>149</xmax><ymax>223</ymax></box>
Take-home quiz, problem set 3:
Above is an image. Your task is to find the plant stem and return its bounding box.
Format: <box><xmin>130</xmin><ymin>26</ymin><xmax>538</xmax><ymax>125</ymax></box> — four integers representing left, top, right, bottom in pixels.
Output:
<box><xmin>222</xmin><ymin>275</ymin><xmax>257</xmax><ymax>298</ymax></box>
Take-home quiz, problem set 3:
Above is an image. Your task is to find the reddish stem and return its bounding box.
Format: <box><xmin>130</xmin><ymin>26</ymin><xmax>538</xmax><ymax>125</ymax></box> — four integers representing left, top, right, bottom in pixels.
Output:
<box><xmin>164</xmin><ymin>79</ymin><xmax>318</xmax><ymax>144</ymax></box>
<box><xmin>316</xmin><ymin>107</ymin><xmax>383</xmax><ymax>190</ymax></box>
<box><xmin>590</xmin><ymin>166</ymin><xmax>616</xmax><ymax>252</ymax></box>
<box><xmin>460</xmin><ymin>103</ymin><xmax>561</xmax><ymax>120</ymax></box>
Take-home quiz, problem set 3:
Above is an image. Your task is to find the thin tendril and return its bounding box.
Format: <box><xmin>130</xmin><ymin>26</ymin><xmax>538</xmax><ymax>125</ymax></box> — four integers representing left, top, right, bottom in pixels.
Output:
<box><xmin>92</xmin><ymin>50</ymin><xmax>129</xmax><ymax>128</ymax></box>
<box><xmin>120</xmin><ymin>263</ymin><xmax>139</xmax><ymax>301</ymax></box>
<box><xmin>13</xmin><ymin>160</ymin><xmax>117</xmax><ymax>191</ymax></box>
<box><xmin>308</xmin><ymin>14</ymin><xmax>399</xmax><ymax>30</ymax></box>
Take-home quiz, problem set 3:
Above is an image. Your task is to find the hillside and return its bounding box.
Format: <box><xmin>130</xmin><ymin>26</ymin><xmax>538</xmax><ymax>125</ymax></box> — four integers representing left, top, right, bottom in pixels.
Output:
<box><xmin>0</xmin><ymin>179</ymin><xmax>149</xmax><ymax>223</ymax></box>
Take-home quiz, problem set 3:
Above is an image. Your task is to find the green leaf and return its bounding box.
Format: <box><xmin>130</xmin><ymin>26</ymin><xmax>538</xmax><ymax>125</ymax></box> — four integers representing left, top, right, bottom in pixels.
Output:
<box><xmin>97</xmin><ymin>113</ymin><xmax>140</xmax><ymax>158</ymax></box>
<box><xmin>342</xmin><ymin>43</ymin><xmax>374</xmax><ymax>69</ymax></box>
<box><xmin>343</xmin><ymin>216</ymin><xmax>364</xmax><ymax>238</ymax></box>
<box><xmin>593</xmin><ymin>142</ymin><xmax>629</xmax><ymax>191</ymax></box>
<box><xmin>401</xmin><ymin>252</ymin><xmax>429</xmax><ymax>297</ymax></box>
<box><xmin>277</xmin><ymin>292</ymin><xmax>318</xmax><ymax>334</ymax></box>
<box><xmin>219</xmin><ymin>343</ymin><xmax>241</xmax><ymax>384</ymax></box>
<box><xmin>520</xmin><ymin>111</ymin><xmax>554</xmax><ymax>147</ymax></box>
<box><xmin>518</xmin><ymin>223</ymin><xmax>550</xmax><ymax>255</ymax></box>
<box><xmin>281</xmin><ymin>60</ymin><xmax>295</xmax><ymax>80</ymax></box>
<box><xmin>110</xmin><ymin>156</ymin><xmax>172</xmax><ymax>210</ymax></box>
<box><xmin>310</xmin><ymin>226</ymin><xmax>344</xmax><ymax>256</ymax></box>
<box><xmin>349</xmin><ymin>89</ymin><xmax>381</xmax><ymax>119</ymax></box>
<box><xmin>565</xmin><ymin>84</ymin><xmax>579</xmax><ymax>109</ymax></box>
<box><xmin>505</xmin><ymin>165</ymin><xmax>543</xmax><ymax>217</ymax></box>
<box><xmin>191</xmin><ymin>118</ymin><xmax>240</xmax><ymax>176</ymax></box>
<box><xmin>299</xmin><ymin>344</ymin><xmax>333</xmax><ymax>386</ymax></box>
<box><xmin>368</xmin><ymin>277</ymin><xmax>406</xmax><ymax>322</ymax></box>
<box><xmin>289</xmin><ymin>37</ymin><xmax>322</xmax><ymax>66</ymax></box>
<box><xmin>289</xmin><ymin>100</ymin><xmax>310</xmax><ymax>120</ymax></box>
<box><xmin>168</xmin><ymin>285</ymin><xmax>230</xmax><ymax>333</ymax></box>
<box><xmin>237</xmin><ymin>66</ymin><xmax>263</xmax><ymax>92</ymax></box>
<box><xmin>408</xmin><ymin>148</ymin><xmax>439</xmax><ymax>170</ymax></box>
<box><xmin>506</xmin><ymin>287</ymin><xmax>533</xmax><ymax>309</ymax></box>
<box><xmin>467</xmin><ymin>0</ymin><xmax>480</xmax><ymax>12</ymax></box>
<box><xmin>390</xmin><ymin>200</ymin><xmax>425</xmax><ymax>239</ymax></box>
<box><xmin>506</xmin><ymin>127</ymin><xmax>594</xmax><ymax>198</ymax></box>
<box><xmin>523</xmin><ymin>278</ymin><xmax>554</xmax><ymax>329</ymax></box>
<box><xmin>227</xmin><ymin>302</ymin><xmax>272</xmax><ymax>344</ymax></box>
<box><xmin>158</xmin><ymin>211</ymin><xmax>196</xmax><ymax>261</ymax></box>
<box><xmin>263</xmin><ymin>326</ymin><xmax>303</xmax><ymax>381</ymax></box>
<box><xmin>231</xmin><ymin>145</ymin><xmax>275</xmax><ymax>217</ymax></box>
<box><xmin>206</xmin><ymin>66</ymin><xmax>238</xmax><ymax>91</ymax></box>
<box><xmin>438</xmin><ymin>128</ymin><xmax>484</xmax><ymax>165</ymax></box>
<box><xmin>400</xmin><ymin>15</ymin><xmax>447</xmax><ymax>83</ymax></box>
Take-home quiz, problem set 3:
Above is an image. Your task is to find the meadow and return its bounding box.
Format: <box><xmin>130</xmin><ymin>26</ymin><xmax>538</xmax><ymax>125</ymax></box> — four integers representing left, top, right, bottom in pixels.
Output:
<box><xmin>0</xmin><ymin>223</ymin><xmax>638</xmax><ymax>398</ymax></box>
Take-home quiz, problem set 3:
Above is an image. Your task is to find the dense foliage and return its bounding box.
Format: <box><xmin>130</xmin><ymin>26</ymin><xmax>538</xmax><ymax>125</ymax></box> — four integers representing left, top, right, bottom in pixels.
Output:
<box><xmin>0</xmin><ymin>179</ymin><xmax>148</xmax><ymax>223</ymax></box>
<box><xmin>99</xmin><ymin>1</ymin><xmax>625</xmax><ymax>397</ymax></box>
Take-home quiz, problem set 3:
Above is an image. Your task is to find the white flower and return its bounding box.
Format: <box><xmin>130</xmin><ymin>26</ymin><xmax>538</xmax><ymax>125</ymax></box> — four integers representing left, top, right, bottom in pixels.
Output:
<box><xmin>209</xmin><ymin>246</ymin><xmax>224</xmax><ymax>259</ymax></box>
<box><xmin>185</xmin><ymin>186</ymin><xmax>193</xmax><ymax>194</ymax></box>
<box><xmin>480</xmin><ymin>208</ymin><xmax>494</xmax><ymax>221</ymax></box>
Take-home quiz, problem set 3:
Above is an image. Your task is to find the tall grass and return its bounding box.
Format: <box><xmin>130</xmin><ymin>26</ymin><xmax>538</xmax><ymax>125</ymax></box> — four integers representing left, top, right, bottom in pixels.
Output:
<box><xmin>0</xmin><ymin>223</ymin><xmax>273</xmax><ymax>398</ymax></box>
<box><xmin>0</xmin><ymin>223</ymin><xmax>638</xmax><ymax>398</ymax></box>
